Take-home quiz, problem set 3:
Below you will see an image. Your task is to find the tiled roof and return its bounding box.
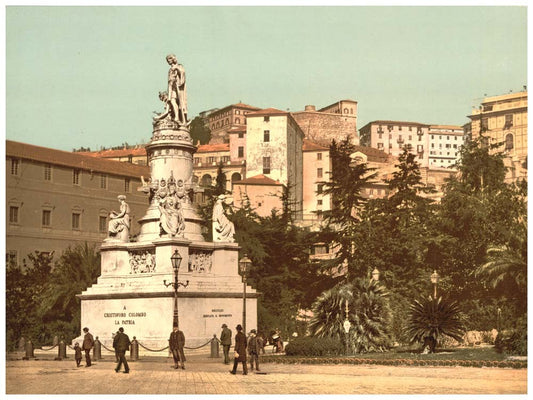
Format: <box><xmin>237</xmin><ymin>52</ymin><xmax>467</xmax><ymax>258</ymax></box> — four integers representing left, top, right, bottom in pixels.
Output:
<box><xmin>303</xmin><ymin>139</ymin><xmax>329</xmax><ymax>152</ymax></box>
<box><xmin>352</xmin><ymin>145</ymin><xmax>394</xmax><ymax>163</ymax></box>
<box><xmin>233</xmin><ymin>174</ymin><xmax>282</xmax><ymax>186</ymax></box>
<box><xmin>6</xmin><ymin>140</ymin><xmax>149</xmax><ymax>178</ymax></box>
<box><xmin>227</xmin><ymin>126</ymin><xmax>247</xmax><ymax>133</ymax></box>
<box><xmin>79</xmin><ymin>147</ymin><xmax>147</xmax><ymax>158</ymax></box>
<box><xmin>208</xmin><ymin>103</ymin><xmax>261</xmax><ymax>117</ymax></box>
<box><xmin>197</xmin><ymin>143</ymin><xmax>230</xmax><ymax>153</ymax></box>
<box><xmin>246</xmin><ymin>108</ymin><xmax>288</xmax><ymax>116</ymax></box>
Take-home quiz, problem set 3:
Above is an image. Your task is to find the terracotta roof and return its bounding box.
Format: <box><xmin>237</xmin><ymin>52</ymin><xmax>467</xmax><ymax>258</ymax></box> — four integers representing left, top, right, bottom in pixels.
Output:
<box><xmin>208</xmin><ymin>103</ymin><xmax>261</xmax><ymax>117</ymax></box>
<box><xmin>246</xmin><ymin>108</ymin><xmax>288</xmax><ymax>116</ymax></box>
<box><xmin>233</xmin><ymin>174</ymin><xmax>282</xmax><ymax>186</ymax></box>
<box><xmin>303</xmin><ymin>139</ymin><xmax>329</xmax><ymax>152</ymax></box>
<box><xmin>197</xmin><ymin>143</ymin><xmax>230</xmax><ymax>153</ymax></box>
<box><xmin>227</xmin><ymin>126</ymin><xmax>247</xmax><ymax>133</ymax></box>
<box><xmin>6</xmin><ymin>140</ymin><xmax>149</xmax><ymax>178</ymax></box>
<box><xmin>79</xmin><ymin>147</ymin><xmax>147</xmax><ymax>158</ymax></box>
<box><xmin>352</xmin><ymin>145</ymin><xmax>393</xmax><ymax>163</ymax></box>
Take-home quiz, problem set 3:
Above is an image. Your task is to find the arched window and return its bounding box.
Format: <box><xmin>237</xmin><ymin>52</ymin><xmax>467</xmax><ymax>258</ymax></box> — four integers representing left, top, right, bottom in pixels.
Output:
<box><xmin>236</xmin><ymin>118</ymin><xmax>240</xmax><ymax>124</ymax></box>
<box><xmin>225</xmin><ymin>118</ymin><xmax>230</xmax><ymax>125</ymax></box>
<box><xmin>505</xmin><ymin>133</ymin><xmax>514</xmax><ymax>151</ymax></box>
<box><xmin>212</xmin><ymin>124</ymin><xmax>215</xmax><ymax>130</ymax></box>
<box><xmin>343</xmin><ymin>108</ymin><xmax>349</xmax><ymax>114</ymax></box>
<box><xmin>231</xmin><ymin>172</ymin><xmax>242</xmax><ymax>183</ymax></box>
<box><xmin>216</xmin><ymin>122</ymin><xmax>220</xmax><ymax>129</ymax></box>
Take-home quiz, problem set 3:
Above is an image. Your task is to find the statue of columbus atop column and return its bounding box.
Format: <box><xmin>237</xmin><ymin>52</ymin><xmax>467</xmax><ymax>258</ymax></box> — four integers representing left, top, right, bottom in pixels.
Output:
<box><xmin>153</xmin><ymin>54</ymin><xmax>189</xmax><ymax>127</ymax></box>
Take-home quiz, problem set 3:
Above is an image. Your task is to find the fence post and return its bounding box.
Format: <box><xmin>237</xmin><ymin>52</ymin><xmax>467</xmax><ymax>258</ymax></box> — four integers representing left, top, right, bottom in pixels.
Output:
<box><xmin>93</xmin><ymin>337</ymin><xmax>102</xmax><ymax>360</ymax></box>
<box><xmin>55</xmin><ymin>340</ymin><xmax>67</xmax><ymax>360</ymax></box>
<box><xmin>210</xmin><ymin>335</ymin><xmax>220</xmax><ymax>358</ymax></box>
<box><xmin>22</xmin><ymin>339</ymin><xmax>34</xmax><ymax>360</ymax></box>
<box><xmin>130</xmin><ymin>337</ymin><xmax>139</xmax><ymax>361</ymax></box>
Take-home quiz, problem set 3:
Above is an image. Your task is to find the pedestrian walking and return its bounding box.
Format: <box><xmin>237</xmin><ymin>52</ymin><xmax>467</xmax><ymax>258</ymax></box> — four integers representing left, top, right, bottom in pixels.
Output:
<box><xmin>82</xmin><ymin>327</ymin><xmax>94</xmax><ymax>367</ymax></box>
<box><xmin>169</xmin><ymin>323</ymin><xmax>186</xmax><ymax>369</ymax></box>
<box><xmin>248</xmin><ymin>329</ymin><xmax>260</xmax><ymax>372</ymax></box>
<box><xmin>74</xmin><ymin>342</ymin><xmax>82</xmax><ymax>367</ymax></box>
<box><xmin>113</xmin><ymin>327</ymin><xmax>131</xmax><ymax>374</ymax></box>
<box><xmin>220</xmin><ymin>323</ymin><xmax>232</xmax><ymax>365</ymax></box>
<box><xmin>112</xmin><ymin>331</ymin><xmax>120</xmax><ymax>362</ymax></box>
<box><xmin>257</xmin><ymin>332</ymin><xmax>266</xmax><ymax>354</ymax></box>
<box><xmin>229</xmin><ymin>324</ymin><xmax>247</xmax><ymax>375</ymax></box>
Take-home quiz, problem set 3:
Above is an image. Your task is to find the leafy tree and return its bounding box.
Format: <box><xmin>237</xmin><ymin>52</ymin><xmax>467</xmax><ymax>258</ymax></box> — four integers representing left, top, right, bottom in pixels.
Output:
<box><xmin>320</xmin><ymin>137</ymin><xmax>377</xmax><ymax>279</ymax></box>
<box><xmin>189</xmin><ymin>116</ymin><xmax>211</xmax><ymax>144</ymax></box>
<box><xmin>5</xmin><ymin>252</ymin><xmax>54</xmax><ymax>349</ymax></box>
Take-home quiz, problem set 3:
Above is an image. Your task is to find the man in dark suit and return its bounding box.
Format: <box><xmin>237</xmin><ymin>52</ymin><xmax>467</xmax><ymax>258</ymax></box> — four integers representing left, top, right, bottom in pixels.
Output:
<box><xmin>82</xmin><ymin>327</ymin><xmax>94</xmax><ymax>367</ymax></box>
<box><xmin>229</xmin><ymin>324</ymin><xmax>247</xmax><ymax>375</ymax></box>
<box><xmin>220</xmin><ymin>323</ymin><xmax>232</xmax><ymax>365</ymax></box>
<box><xmin>169</xmin><ymin>323</ymin><xmax>186</xmax><ymax>369</ymax></box>
<box><xmin>113</xmin><ymin>327</ymin><xmax>131</xmax><ymax>374</ymax></box>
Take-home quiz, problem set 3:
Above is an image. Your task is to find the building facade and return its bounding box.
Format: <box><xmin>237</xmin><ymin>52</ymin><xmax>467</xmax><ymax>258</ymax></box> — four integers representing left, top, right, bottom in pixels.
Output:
<box><xmin>292</xmin><ymin>100</ymin><xmax>359</xmax><ymax>146</ymax></box>
<box><xmin>468</xmin><ymin>90</ymin><xmax>527</xmax><ymax>181</ymax></box>
<box><xmin>428</xmin><ymin>125</ymin><xmax>464</xmax><ymax>168</ymax></box>
<box><xmin>302</xmin><ymin>140</ymin><xmax>331</xmax><ymax>226</ymax></box>
<box><xmin>359</xmin><ymin>120</ymin><xmax>430</xmax><ymax>167</ymax></box>
<box><xmin>245</xmin><ymin>108</ymin><xmax>304</xmax><ymax>219</ymax></box>
<box><xmin>207</xmin><ymin>102</ymin><xmax>261</xmax><ymax>144</ymax></box>
<box><xmin>6</xmin><ymin>141</ymin><xmax>149</xmax><ymax>266</ymax></box>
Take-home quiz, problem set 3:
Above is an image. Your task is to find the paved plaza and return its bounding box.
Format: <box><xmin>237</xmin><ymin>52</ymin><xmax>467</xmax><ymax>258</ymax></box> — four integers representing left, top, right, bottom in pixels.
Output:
<box><xmin>4</xmin><ymin>350</ymin><xmax>527</xmax><ymax>395</ymax></box>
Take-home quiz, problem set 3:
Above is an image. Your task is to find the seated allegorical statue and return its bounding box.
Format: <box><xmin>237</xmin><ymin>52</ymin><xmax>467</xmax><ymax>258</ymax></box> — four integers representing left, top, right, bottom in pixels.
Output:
<box><xmin>107</xmin><ymin>195</ymin><xmax>130</xmax><ymax>242</ymax></box>
<box><xmin>212</xmin><ymin>194</ymin><xmax>235</xmax><ymax>243</ymax></box>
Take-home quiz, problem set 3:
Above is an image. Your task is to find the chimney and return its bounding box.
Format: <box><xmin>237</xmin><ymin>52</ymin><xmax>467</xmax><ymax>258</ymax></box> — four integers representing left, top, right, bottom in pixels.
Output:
<box><xmin>305</xmin><ymin>105</ymin><xmax>316</xmax><ymax>112</ymax></box>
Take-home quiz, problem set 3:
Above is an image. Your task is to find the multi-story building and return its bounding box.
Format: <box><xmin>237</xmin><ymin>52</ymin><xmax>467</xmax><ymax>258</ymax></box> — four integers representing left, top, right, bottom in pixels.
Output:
<box><xmin>232</xmin><ymin>175</ymin><xmax>284</xmax><ymax>217</ymax></box>
<box><xmin>359</xmin><ymin>120</ymin><xmax>430</xmax><ymax>167</ymax></box>
<box><xmin>301</xmin><ymin>140</ymin><xmax>331</xmax><ymax>226</ymax></box>
<box><xmin>468</xmin><ymin>90</ymin><xmax>527</xmax><ymax>181</ymax></box>
<box><xmin>192</xmin><ymin>142</ymin><xmax>245</xmax><ymax>191</ymax></box>
<box><xmin>241</xmin><ymin>108</ymin><xmax>304</xmax><ymax>219</ymax></box>
<box><xmin>6</xmin><ymin>140</ymin><xmax>149</xmax><ymax>266</ymax></box>
<box><xmin>207</xmin><ymin>102</ymin><xmax>261</xmax><ymax>144</ymax></box>
<box><xmin>428</xmin><ymin>125</ymin><xmax>465</xmax><ymax>168</ymax></box>
<box><xmin>292</xmin><ymin>100</ymin><xmax>359</xmax><ymax>146</ymax></box>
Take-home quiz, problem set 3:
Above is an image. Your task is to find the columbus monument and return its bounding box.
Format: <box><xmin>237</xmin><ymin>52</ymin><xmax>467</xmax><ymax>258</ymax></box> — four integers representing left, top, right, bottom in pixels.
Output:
<box><xmin>77</xmin><ymin>55</ymin><xmax>257</xmax><ymax>349</ymax></box>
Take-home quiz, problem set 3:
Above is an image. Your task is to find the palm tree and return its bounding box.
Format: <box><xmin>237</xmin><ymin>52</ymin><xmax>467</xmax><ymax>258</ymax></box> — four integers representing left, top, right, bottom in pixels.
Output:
<box><xmin>308</xmin><ymin>278</ymin><xmax>392</xmax><ymax>353</ymax></box>
<box><xmin>39</xmin><ymin>243</ymin><xmax>100</xmax><ymax>324</ymax></box>
<box><xmin>476</xmin><ymin>244</ymin><xmax>527</xmax><ymax>291</ymax></box>
<box><xmin>407</xmin><ymin>296</ymin><xmax>464</xmax><ymax>352</ymax></box>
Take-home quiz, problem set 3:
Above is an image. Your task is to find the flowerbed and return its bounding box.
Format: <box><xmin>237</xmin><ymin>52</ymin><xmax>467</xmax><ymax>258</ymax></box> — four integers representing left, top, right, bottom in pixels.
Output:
<box><xmin>260</xmin><ymin>355</ymin><xmax>527</xmax><ymax>369</ymax></box>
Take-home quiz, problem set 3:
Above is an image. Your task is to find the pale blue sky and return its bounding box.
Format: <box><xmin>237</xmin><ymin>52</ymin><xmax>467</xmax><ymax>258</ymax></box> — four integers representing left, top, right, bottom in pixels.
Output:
<box><xmin>6</xmin><ymin>6</ymin><xmax>528</xmax><ymax>151</ymax></box>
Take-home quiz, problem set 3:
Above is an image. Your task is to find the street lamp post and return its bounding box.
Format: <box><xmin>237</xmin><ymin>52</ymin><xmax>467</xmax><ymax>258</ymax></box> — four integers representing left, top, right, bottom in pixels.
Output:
<box><xmin>430</xmin><ymin>270</ymin><xmax>440</xmax><ymax>298</ymax></box>
<box><xmin>163</xmin><ymin>250</ymin><xmax>189</xmax><ymax>327</ymax></box>
<box><xmin>343</xmin><ymin>300</ymin><xmax>351</xmax><ymax>355</ymax></box>
<box><xmin>239</xmin><ymin>255</ymin><xmax>252</xmax><ymax>335</ymax></box>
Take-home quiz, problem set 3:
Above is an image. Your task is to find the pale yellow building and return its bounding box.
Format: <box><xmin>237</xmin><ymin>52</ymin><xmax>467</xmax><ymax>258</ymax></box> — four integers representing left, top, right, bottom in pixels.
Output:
<box><xmin>302</xmin><ymin>140</ymin><xmax>331</xmax><ymax>227</ymax></box>
<box><xmin>6</xmin><ymin>140</ymin><xmax>149</xmax><ymax>265</ymax></box>
<box><xmin>245</xmin><ymin>108</ymin><xmax>304</xmax><ymax>219</ymax></box>
<box><xmin>468</xmin><ymin>90</ymin><xmax>527</xmax><ymax>181</ymax></box>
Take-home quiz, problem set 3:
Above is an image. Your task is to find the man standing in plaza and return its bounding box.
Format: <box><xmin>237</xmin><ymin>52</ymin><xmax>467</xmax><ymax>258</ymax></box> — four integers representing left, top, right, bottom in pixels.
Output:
<box><xmin>82</xmin><ymin>327</ymin><xmax>94</xmax><ymax>367</ymax></box>
<box><xmin>169</xmin><ymin>323</ymin><xmax>186</xmax><ymax>369</ymax></box>
<box><xmin>113</xmin><ymin>327</ymin><xmax>131</xmax><ymax>374</ymax></box>
<box><xmin>220</xmin><ymin>323</ymin><xmax>232</xmax><ymax>365</ymax></box>
<box><xmin>230</xmin><ymin>324</ymin><xmax>247</xmax><ymax>375</ymax></box>
<box><xmin>248</xmin><ymin>329</ymin><xmax>260</xmax><ymax>372</ymax></box>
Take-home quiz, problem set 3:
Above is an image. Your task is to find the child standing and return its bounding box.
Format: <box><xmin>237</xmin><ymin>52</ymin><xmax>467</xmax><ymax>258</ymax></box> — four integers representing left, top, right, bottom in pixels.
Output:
<box><xmin>74</xmin><ymin>342</ymin><xmax>82</xmax><ymax>367</ymax></box>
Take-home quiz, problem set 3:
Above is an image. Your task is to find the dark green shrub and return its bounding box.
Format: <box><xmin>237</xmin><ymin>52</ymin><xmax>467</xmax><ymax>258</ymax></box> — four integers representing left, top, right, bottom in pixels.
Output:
<box><xmin>284</xmin><ymin>336</ymin><xmax>344</xmax><ymax>357</ymax></box>
<box><xmin>495</xmin><ymin>314</ymin><xmax>527</xmax><ymax>356</ymax></box>
<box><xmin>407</xmin><ymin>295</ymin><xmax>465</xmax><ymax>353</ymax></box>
